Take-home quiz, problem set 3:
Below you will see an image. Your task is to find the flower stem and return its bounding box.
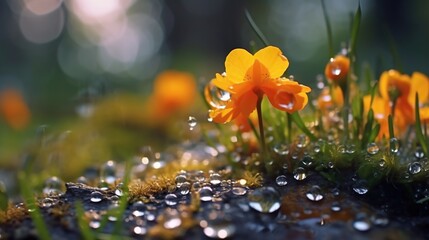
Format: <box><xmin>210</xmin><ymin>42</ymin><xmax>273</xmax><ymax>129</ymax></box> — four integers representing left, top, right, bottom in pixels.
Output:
<box><xmin>340</xmin><ymin>83</ymin><xmax>349</xmax><ymax>142</ymax></box>
<box><xmin>256</xmin><ymin>95</ymin><xmax>266</xmax><ymax>154</ymax></box>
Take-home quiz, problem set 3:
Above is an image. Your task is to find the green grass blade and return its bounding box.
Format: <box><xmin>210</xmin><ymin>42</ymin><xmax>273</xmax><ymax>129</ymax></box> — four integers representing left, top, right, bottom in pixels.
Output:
<box><xmin>245</xmin><ymin>9</ymin><xmax>270</xmax><ymax>47</ymax></box>
<box><xmin>290</xmin><ymin>112</ymin><xmax>317</xmax><ymax>141</ymax></box>
<box><xmin>75</xmin><ymin>201</ymin><xmax>95</xmax><ymax>240</ymax></box>
<box><xmin>321</xmin><ymin>0</ymin><xmax>334</xmax><ymax>57</ymax></box>
<box><xmin>349</xmin><ymin>2</ymin><xmax>361</xmax><ymax>56</ymax></box>
<box><xmin>18</xmin><ymin>172</ymin><xmax>51</xmax><ymax>240</ymax></box>
<box><xmin>415</xmin><ymin>93</ymin><xmax>429</xmax><ymax>155</ymax></box>
<box><xmin>388</xmin><ymin>115</ymin><xmax>395</xmax><ymax>139</ymax></box>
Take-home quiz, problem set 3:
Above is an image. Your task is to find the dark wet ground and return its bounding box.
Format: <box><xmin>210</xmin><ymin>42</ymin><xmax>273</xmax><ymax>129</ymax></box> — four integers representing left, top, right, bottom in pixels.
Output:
<box><xmin>2</xmin><ymin>170</ymin><xmax>428</xmax><ymax>240</ymax></box>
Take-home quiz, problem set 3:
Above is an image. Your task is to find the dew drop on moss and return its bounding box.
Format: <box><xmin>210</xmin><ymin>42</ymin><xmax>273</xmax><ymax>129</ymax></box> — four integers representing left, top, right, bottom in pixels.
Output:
<box><xmin>165</xmin><ymin>193</ymin><xmax>178</xmax><ymax>206</ymax></box>
<box><xmin>352</xmin><ymin>180</ymin><xmax>369</xmax><ymax>195</ymax></box>
<box><xmin>293</xmin><ymin>167</ymin><xmax>307</xmax><ymax>181</ymax></box>
<box><xmin>275</xmin><ymin>175</ymin><xmax>288</xmax><ymax>186</ymax></box>
<box><xmin>389</xmin><ymin>138</ymin><xmax>400</xmax><ymax>153</ymax></box>
<box><xmin>200</xmin><ymin>186</ymin><xmax>213</xmax><ymax>202</ymax></box>
<box><xmin>366</xmin><ymin>142</ymin><xmax>379</xmax><ymax>155</ymax></box>
<box><xmin>408</xmin><ymin>162</ymin><xmax>422</xmax><ymax>175</ymax></box>
<box><xmin>188</xmin><ymin>116</ymin><xmax>198</xmax><ymax>130</ymax></box>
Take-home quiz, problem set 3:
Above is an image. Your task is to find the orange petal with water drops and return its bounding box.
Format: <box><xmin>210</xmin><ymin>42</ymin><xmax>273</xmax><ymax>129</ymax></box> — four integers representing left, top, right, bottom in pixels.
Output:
<box><xmin>225</xmin><ymin>48</ymin><xmax>254</xmax><ymax>84</ymax></box>
<box><xmin>254</xmin><ymin>46</ymin><xmax>289</xmax><ymax>78</ymax></box>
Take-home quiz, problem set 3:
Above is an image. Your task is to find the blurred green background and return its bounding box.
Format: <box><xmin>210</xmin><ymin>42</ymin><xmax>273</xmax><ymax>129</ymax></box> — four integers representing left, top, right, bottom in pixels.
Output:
<box><xmin>1</xmin><ymin>0</ymin><xmax>429</xmax><ymax>183</ymax></box>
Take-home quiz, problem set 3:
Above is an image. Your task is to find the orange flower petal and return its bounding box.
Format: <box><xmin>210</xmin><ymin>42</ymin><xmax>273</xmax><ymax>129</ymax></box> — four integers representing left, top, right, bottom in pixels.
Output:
<box><xmin>0</xmin><ymin>89</ymin><xmax>31</xmax><ymax>130</ymax></box>
<box><xmin>409</xmin><ymin>71</ymin><xmax>429</xmax><ymax>106</ymax></box>
<box><xmin>254</xmin><ymin>46</ymin><xmax>289</xmax><ymax>78</ymax></box>
<box><xmin>212</xmin><ymin>73</ymin><xmax>236</xmax><ymax>93</ymax></box>
<box><xmin>324</xmin><ymin>55</ymin><xmax>350</xmax><ymax>84</ymax></box>
<box><xmin>225</xmin><ymin>49</ymin><xmax>254</xmax><ymax>84</ymax></box>
<box><xmin>379</xmin><ymin>70</ymin><xmax>411</xmax><ymax>101</ymax></box>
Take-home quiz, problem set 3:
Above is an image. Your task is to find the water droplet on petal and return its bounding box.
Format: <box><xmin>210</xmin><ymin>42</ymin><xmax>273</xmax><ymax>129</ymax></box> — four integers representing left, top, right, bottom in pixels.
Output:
<box><xmin>204</xmin><ymin>80</ymin><xmax>230</xmax><ymax>109</ymax></box>
<box><xmin>306</xmin><ymin>185</ymin><xmax>324</xmax><ymax>201</ymax></box>
<box><xmin>293</xmin><ymin>167</ymin><xmax>307</xmax><ymax>181</ymax></box>
<box><xmin>248</xmin><ymin>187</ymin><xmax>280</xmax><ymax>213</ymax></box>
<box><xmin>275</xmin><ymin>175</ymin><xmax>288</xmax><ymax>186</ymax></box>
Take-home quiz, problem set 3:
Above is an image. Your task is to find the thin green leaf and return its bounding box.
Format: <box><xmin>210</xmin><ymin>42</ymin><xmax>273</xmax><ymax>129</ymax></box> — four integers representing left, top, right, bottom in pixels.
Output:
<box><xmin>18</xmin><ymin>172</ymin><xmax>51</xmax><ymax>240</ymax></box>
<box><xmin>368</xmin><ymin>123</ymin><xmax>380</xmax><ymax>143</ymax></box>
<box><xmin>75</xmin><ymin>201</ymin><xmax>95</xmax><ymax>240</ymax></box>
<box><xmin>321</xmin><ymin>0</ymin><xmax>334</xmax><ymax>57</ymax></box>
<box><xmin>388</xmin><ymin>114</ymin><xmax>394</xmax><ymax>139</ymax></box>
<box><xmin>245</xmin><ymin>9</ymin><xmax>270</xmax><ymax>47</ymax></box>
<box><xmin>290</xmin><ymin>112</ymin><xmax>317</xmax><ymax>141</ymax></box>
<box><xmin>361</xmin><ymin>109</ymin><xmax>374</xmax><ymax>148</ymax></box>
<box><xmin>415</xmin><ymin>93</ymin><xmax>429</xmax><ymax>156</ymax></box>
<box><xmin>0</xmin><ymin>183</ymin><xmax>8</xmax><ymax>211</ymax></box>
<box><xmin>349</xmin><ymin>2</ymin><xmax>361</xmax><ymax>57</ymax></box>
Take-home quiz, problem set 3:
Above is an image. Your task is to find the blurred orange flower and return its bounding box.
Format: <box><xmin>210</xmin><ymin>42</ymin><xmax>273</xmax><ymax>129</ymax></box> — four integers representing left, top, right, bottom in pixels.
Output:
<box><xmin>149</xmin><ymin>70</ymin><xmax>197</xmax><ymax>118</ymax></box>
<box><xmin>317</xmin><ymin>85</ymin><xmax>344</xmax><ymax>111</ymax></box>
<box><xmin>0</xmin><ymin>89</ymin><xmax>31</xmax><ymax>130</ymax></box>
<box><xmin>409</xmin><ymin>72</ymin><xmax>429</xmax><ymax>123</ymax></box>
<box><xmin>209</xmin><ymin>46</ymin><xmax>311</xmax><ymax>124</ymax></box>
<box><xmin>324</xmin><ymin>55</ymin><xmax>350</xmax><ymax>85</ymax></box>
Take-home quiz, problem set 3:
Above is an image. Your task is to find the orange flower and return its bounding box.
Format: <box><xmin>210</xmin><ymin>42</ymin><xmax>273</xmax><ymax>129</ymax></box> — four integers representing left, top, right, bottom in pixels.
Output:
<box><xmin>149</xmin><ymin>70</ymin><xmax>197</xmax><ymax>118</ymax></box>
<box><xmin>0</xmin><ymin>89</ymin><xmax>31</xmax><ymax>130</ymax></box>
<box><xmin>317</xmin><ymin>85</ymin><xmax>344</xmax><ymax>111</ymax></box>
<box><xmin>409</xmin><ymin>72</ymin><xmax>429</xmax><ymax>123</ymax></box>
<box><xmin>324</xmin><ymin>55</ymin><xmax>350</xmax><ymax>85</ymax></box>
<box><xmin>209</xmin><ymin>46</ymin><xmax>311</xmax><ymax>123</ymax></box>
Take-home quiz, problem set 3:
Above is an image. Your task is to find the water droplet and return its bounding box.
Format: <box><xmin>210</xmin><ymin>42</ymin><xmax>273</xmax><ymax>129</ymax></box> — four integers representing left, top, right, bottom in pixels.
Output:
<box><xmin>90</xmin><ymin>191</ymin><xmax>104</xmax><ymax>203</ymax></box>
<box><xmin>301</xmin><ymin>155</ymin><xmax>313</xmax><ymax>167</ymax></box>
<box><xmin>248</xmin><ymin>187</ymin><xmax>280</xmax><ymax>213</ymax></box>
<box><xmin>162</xmin><ymin>208</ymin><xmax>182</xmax><ymax>229</ymax></box>
<box><xmin>371</xmin><ymin>213</ymin><xmax>389</xmax><ymax>226</ymax></box>
<box><xmin>352</xmin><ymin>214</ymin><xmax>371</xmax><ymax>232</ymax></box>
<box><xmin>408</xmin><ymin>162</ymin><xmax>422</xmax><ymax>175</ymax></box>
<box><xmin>275</xmin><ymin>175</ymin><xmax>288</xmax><ymax>186</ymax></box>
<box><xmin>179</xmin><ymin>182</ymin><xmax>191</xmax><ymax>195</ymax></box>
<box><xmin>100</xmin><ymin>160</ymin><xmax>117</xmax><ymax>185</ymax></box>
<box><xmin>379</xmin><ymin>159</ymin><xmax>386</xmax><ymax>168</ymax></box>
<box><xmin>76</xmin><ymin>176</ymin><xmax>88</xmax><ymax>185</ymax></box>
<box><xmin>415</xmin><ymin>147</ymin><xmax>425</xmax><ymax>159</ymax></box>
<box><xmin>209</xmin><ymin>173</ymin><xmax>222</xmax><ymax>185</ymax></box>
<box><xmin>200</xmin><ymin>186</ymin><xmax>213</xmax><ymax>202</ymax></box>
<box><xmin>40</xmin><ymin>198</ymin><xmax>56</xmax><ymax>208</ymax></box>
<box><xmin>316</xmin><ymin>75</ymin><xmax>325</xmax><ymax>89</ymax></box>
<box><xmin>188</xmin><ymin>116</ymin><xmax>198</xmax><ymax>130</ymax></box>
<box><xmin>331</xmin><ymin>202</ymin><xmax>341</xmax><ymax>212</ymax></box>
<box><xmin>352</xmin><ymin>180</ymin><xmax>369</xmax><ymax>195</ymax></box>
<box><xmin>346</xmin><ymin>144</ymin><xmax>356</xmax><ymax>154</ymax></box>
<box><xmin>274</xmin><ymin>90</ymin><xmax>295</xmax><ymax>110</ymax></box>
<box><xmin>366</xmin><ymin>142</ymin><xmax>379</xmax><ymax>155</ymax></box>
<box><xmin>42</xmin><ymin>176</ymin><xmax>64</xmax><ymax>195</ymax></box>
<box><xmin>306</xmin><ymin>185</ymin><xmax>324</xmax><ymax>201</ymax></box>
<box><xmin>331</xmin><ymin>187</ymin><xmax>340</xmax><ymax>196</ymax></box>
<box><xmin>232</xmin><ymin>186</ymin><xmax>247</xmax><ymax>196</ymax></box>
<box><xmin>175</xmin><ymin>174</ymin><xmax>188</xmax><ymax>187</ymax></box>
<box><xmin>204</xmin><ymin>80</ymin><xmax>230</xmax><ymax>109</ymax></box>
<box><xmin>131</xmin><ymin>201</ymin><xmax>145</xmax><ymax>217</ymax></box>
<box><xmin>295</xmin><ymin>135</ymin><xmax>308</xmax><ymax>148</ymax></box>
<box><xmin>273</xmin><ymin>143</ymin><xmax>289</xmax><ymax>155</ymax></box>
<box><xmin>202</xmin><ymin>220</ymin><xmax>236</xmax><ymax>239</ymax></box>
<box><xmin>313</xmin><ymin>143</ymin><xmax>321</xmax><ymax>153</ymax></box>
<box><xmin>293</xmin><ymin>167</ymin><xmax>307</xmax><ymax>181</ymax></box>
<box><xmin>327</xmin><ymin>161</ymin><xmax>335</xmax><ymax>169</ymax></box>
<box><xmin>89</xmin><ymin>220</ymin><xmax>100</xmax><ymax>229</ymax></box>
<box><xmin>165</xmin><ymin>193</ymin><xmax>178</xmax><ymax>206</ymax></box>
<box><xmin>133</xmin><ymin>226</ymin><xmax>147</xmax><ymax>235</ymax></box>
<box><xmin>389</xmin><ymin>138</ymin><xmax>400</xmax><ymax>153</ymax></box>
